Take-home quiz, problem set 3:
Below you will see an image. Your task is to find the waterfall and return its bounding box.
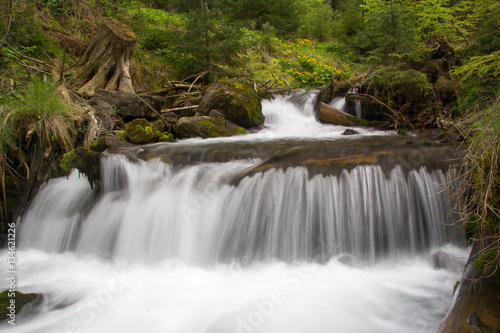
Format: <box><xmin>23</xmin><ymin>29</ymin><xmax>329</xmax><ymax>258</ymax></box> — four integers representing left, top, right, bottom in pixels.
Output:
<box><xmin>19</xmin><ymin>155</ymin><xmax>458</xmax><ymax>265</ymax></box>
<box><xmin>1</xmin><ymin>91</ymin><xmax>468</xmax><ymax>333</ymax></box>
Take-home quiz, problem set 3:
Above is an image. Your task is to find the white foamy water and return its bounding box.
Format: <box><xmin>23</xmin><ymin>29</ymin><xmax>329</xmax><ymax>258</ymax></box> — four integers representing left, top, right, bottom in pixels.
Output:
<box><xmin>0</xmin><ymin>246</ymin><xmax>468</xmax><ymax>333</ymax></box>
<box><xmin>176</xmin><ymin>92</ymin><xmax>388</xmax><ymax>146</ymax></box>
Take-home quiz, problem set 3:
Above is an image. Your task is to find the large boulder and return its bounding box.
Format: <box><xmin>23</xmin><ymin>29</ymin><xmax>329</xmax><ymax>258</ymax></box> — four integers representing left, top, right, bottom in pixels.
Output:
<box><xmin>91</xmin><ymin>89</ymin><xmax>163</xmax><ymax>121</ymax></box>
<box><xmin>174</xmin><ymin>116</ymin><xmax>247</xmax><ymax>139</ymax></box>
<box><xmin>198</xmin><ymin>80</ymin><xmax>264</xmax><ymax>128</ymax></box>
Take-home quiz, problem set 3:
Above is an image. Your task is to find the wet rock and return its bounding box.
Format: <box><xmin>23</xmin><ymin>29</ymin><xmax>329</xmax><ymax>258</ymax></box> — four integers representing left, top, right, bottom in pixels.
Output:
<box><xmin>174</xmin><ymin>116</ymin><xmax>247</xmax><ymax>139</ymax></box>
<box><xmin>89</xmin><ymin>136</ymin><xmax>109</xmax><ymax>153</ymax></box>
<box><xmin>432</xmin><ymin>251</ymin><xmax>464</xmax><ymax>273</ymax></box>
<box><xmin>436</xmin><ymin>130</ymin><xmax>461</xmax><ymax>143</ymax></box>
<box><xmin>439</xmin><ymin>241</ymin><xmax>500</xmax><ymax>333</ymax></box>
<box><xmin>467</xmin><ymin>312</ymin><xmax>483</xmax><ymax>329</ymax></box>
<box><xmin>198</xmin><ymin>79</ymin><xmax>264</xmax><ymax>128</ymax></box>
<box><xmin>342</xmin><ymin>129</ymin><xmax>359</xmax><ymax>136</ymax></box>
<box><xmin>209</xmin><ymin>109</ymin><xmax>225</xmax><ymax>119</ymax></box>
<box><xmin>88</xmin><ymin>96</ymin><xmax>123</xmax><ymax>131</ymax></box>
<box><xmin>91</xmin><ymin>89</ymin><xmax>163</xmax><ymax>121</ymax></box>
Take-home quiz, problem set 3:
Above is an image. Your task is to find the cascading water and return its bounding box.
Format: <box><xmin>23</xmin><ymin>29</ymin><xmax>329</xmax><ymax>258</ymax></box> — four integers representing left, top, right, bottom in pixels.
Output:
<box><xmin>1</xmin><ymin>92</ymin><xmax>468</xmax><ymax>333</ymax></box>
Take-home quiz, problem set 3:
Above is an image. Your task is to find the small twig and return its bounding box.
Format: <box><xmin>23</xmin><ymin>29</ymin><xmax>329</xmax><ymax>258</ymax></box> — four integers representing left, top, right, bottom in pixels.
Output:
<box><xmin>132</xmin><ymin>92</ymin><xmax>172</xmax><ymax>131</ymax></box>
<box><xmin>168</xmin><ymin>92</ymin><xmax>201</xmax><ymax>98</ymax></box>
<box><xmin>7</xmin><ymin>44</ymin><xmax>57</xmax><ymax>69</ymax></box>
<box><xmin>19</xmin><ymin>63</ymin><xmax>50</xmax><ymax>76</ymax></box>
<box><xmin>181</xmin><ymin>71</ymin><xmax>209</xmax><ymax>84</ymax></box>
<box><xmin>188</xmin><ymin>71</ymin><xmax>208</xmax><ymax>92</ymax></box>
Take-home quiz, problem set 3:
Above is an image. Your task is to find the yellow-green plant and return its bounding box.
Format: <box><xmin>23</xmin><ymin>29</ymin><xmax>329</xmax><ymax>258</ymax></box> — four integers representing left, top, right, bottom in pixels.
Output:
<box><xmin>0</xmin><ymin>78</ymin><xmax>83</xmax><ymax>226</ymax></box>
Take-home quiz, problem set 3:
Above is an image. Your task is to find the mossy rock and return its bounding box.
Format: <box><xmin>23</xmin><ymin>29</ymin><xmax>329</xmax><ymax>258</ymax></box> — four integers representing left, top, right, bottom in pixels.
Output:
<box><xmin>174</xmin><ymin>116</ymin><xmax>247</xmax><ymax>139</ymax></box>
<box><xmin>61</xmin><ymin>148</ymin><xmax>101</xmax><ymax>189</ymax></box>
<box><xmin>89</xmin><ymin>136</ymin><xmax>109</xmax><ymax>153</ymax></box>
<box><xmin>198</xmin><ymin>79</ymin><xmax>264</xmax><ymax>128</ymax></box>
<box><xmin>122</xmin><ymin>118</ymin><xmax>164</xmax><ymax>144</ymax></box>
<box><xmin>0</xmin><ymin>290</ymin><xmax>42</xmax><ymax>321</ymax></box>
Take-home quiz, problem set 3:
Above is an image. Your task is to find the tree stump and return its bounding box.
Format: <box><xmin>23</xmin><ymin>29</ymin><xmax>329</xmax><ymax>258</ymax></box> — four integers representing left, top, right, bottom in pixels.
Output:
<box><xmin>68</xmin><ymin>19</ymin><xmax>137</xmax><ymax>97</ymax></box>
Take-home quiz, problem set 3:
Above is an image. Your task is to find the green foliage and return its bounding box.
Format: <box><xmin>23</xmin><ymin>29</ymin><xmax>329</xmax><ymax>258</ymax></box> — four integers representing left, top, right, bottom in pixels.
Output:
<box><xmin>0</xmin><ymin>77</ymin><xmax>82</xmax><ymax>224</ymax></box>
<box><xmin>174</xmin><ymin>7</ymin><xmax>249</xmax><ymax>79</ymax></box>
<box><xmin>5</xmin><ymin>78</ymin><xmax>74</xmax><ymax>119</ymax></box>
<box><xmin>42</xmin><ymin>0</ymin><xmax>76</xmax><ymax>17</ymax></box>
<box><xmin>130</xmin><ymin>7</ymin><xmax>183</xmax><ymax>51</ymax></box>
<box><xmin>456</xmin><ymin>98</ymin><xmax>500</xmax><ymax>281</ymax></box>
<box><xmin>451</xmin><ymin>0</ymin><xmax>500</xmax><ymax>112</ymax></box>
<box><xmin>365</xmin><ymin>66</ymin><xmax>432</xmax><ymax>109</ymax></box>
<box><xmin>296</xmin><ymin>0</ymin><xmax>335</xmax><ymax>42</ymax></box>
<box><xmin>453</xmin><ymin>51</ymin><xmax>500</xmax><ymax>80</ymax></box>
<box><xmin>473</xmin><ymin>250</ymin><xmax>500</xmax><ymax>279</ymax></box>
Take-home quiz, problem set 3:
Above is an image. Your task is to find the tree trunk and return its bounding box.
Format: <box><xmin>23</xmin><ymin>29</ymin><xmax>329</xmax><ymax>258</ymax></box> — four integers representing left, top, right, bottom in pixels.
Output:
<box><xmin>67</xmin><ymin>19</ymin><xmax>137</xmax><ymax>97</ymax></box>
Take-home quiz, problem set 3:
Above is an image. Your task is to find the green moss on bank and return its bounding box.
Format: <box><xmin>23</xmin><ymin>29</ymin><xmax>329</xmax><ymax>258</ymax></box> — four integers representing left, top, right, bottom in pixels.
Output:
<box><xmin>0</xmin><ymin>290</ymin><xmax>41</xmax><ymax>321</ymax></box>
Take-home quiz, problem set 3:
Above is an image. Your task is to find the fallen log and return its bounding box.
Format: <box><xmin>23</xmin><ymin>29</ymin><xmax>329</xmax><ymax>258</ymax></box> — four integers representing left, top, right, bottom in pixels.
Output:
<box><xmin>317</xmin><ymin>102</ymin><xmax>369</xmax><ymax>127</ymax></box>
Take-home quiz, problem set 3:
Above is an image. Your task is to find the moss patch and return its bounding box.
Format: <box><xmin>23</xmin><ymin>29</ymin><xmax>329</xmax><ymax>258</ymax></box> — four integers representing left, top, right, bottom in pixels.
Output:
<box><xmin>122</xmin><ymin>118</ymin><xmax>162</xmax><ymax>144</ymax></box>
<box><xmin>61</xmin><ymin>148</ymin><xmax>101</xmax><ymax>189</ymax></box>
<box><xmin>474</xmin><ymin>250</ymin><xmax>500</xmax><ymax>279</ymax></box>
<box><xmin>89</xmin><ymin>136</ymin><xmax>109</xmax><ymax>152</ymax></box>
<box><xmin>159</xmin><ymin>133</ymin><xmax>174</xmax><ymax>142</ymax></box>
<box><xmin>0</xmin><ymin>290</ymin><xmax>41</xmax><ymax>321</ymax></box>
